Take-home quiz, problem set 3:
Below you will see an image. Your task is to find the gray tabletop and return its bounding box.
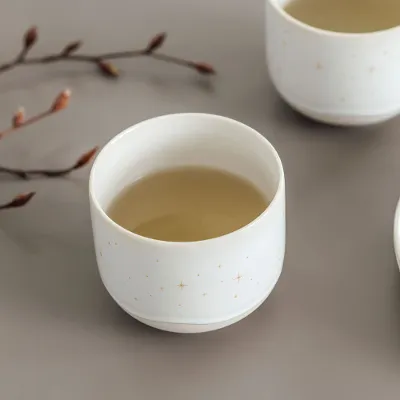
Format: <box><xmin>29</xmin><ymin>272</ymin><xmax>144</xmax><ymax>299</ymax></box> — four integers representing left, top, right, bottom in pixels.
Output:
<box><xmin>1</xmin><ymin>0</ymin><xmax>400</xmax><ymax>398</ymax></box>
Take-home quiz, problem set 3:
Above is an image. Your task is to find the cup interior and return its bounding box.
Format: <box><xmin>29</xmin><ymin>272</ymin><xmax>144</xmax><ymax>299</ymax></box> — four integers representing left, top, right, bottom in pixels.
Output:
<box><xmin>270</xmin><ymin>0</ymin><xmax>400</xmax><ymax>35</ymax></box>
<box><xmin>90</xmin><ymin>114</ymin><xmax>283</xmax><ymax>217</ymax></box>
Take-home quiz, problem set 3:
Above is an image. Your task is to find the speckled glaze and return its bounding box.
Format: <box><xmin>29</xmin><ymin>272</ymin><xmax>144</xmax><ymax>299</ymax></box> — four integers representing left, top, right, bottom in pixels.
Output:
<box><xmin>89</xmin><ymin>114</ymin><xmax>286</xmax><ymax>333</ymax></box>
<box><xmin>266</xmin><ymin>0</ymin><xmax>400</xmax><ymax>126</ymax></box>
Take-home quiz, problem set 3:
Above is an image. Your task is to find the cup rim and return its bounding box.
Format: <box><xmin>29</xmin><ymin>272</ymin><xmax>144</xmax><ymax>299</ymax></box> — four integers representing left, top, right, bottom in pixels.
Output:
<box><xmin>89</xmin><ymin>113</ymin><xmax>285</xmax><ymax>246</ymax></box>
<box><xmin>268</xmin><ymin>0</ymin><xmax>400</xmax><ymax>38</ymax></box>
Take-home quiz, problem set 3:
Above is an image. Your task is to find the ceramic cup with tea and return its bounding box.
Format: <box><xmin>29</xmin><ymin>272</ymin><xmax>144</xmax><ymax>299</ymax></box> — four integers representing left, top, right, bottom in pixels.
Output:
<box><xmin>266</xmin><ymin>0</ymin><xmax>400</xmax><ymax>125</ymax></box>
<box><xmin>89</xmin><ymin>114</ymin><xmax>285</xmax><ymax>333</ymax></box>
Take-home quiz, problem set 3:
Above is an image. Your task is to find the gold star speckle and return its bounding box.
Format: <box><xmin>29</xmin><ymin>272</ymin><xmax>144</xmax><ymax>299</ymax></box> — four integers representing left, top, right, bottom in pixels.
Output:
<box><xmin>177</xmin><ymin>281</ymin><xmax>187</xmax><ymax>290</ymax></box>
<box><xmin>145</xmin><ymin>275</ymin><xmax>149</xmax><ymax>278</ymax></box>
<box><xmin>218</xmin><ymin>264</ymin><xmax>222</xmax><ymax>269</ymax></box>
<box><xmin>197</xmin><ymin>274</ymin><xmax>200</xmax><ymax>277</ymax></box>
<box><xmin>316</xmin><ymin>62</ymin><xmax>323</xmax><ymax>70</ymax></box>
<box><xmin>234</xmin><ymin>294</ymin><xmax>238</xmax><ymax>299</ymax></box>
<box><xmin>233</xmin><ymin>273</ymin><xmax>243</xmax><ymax>283</ymax></box>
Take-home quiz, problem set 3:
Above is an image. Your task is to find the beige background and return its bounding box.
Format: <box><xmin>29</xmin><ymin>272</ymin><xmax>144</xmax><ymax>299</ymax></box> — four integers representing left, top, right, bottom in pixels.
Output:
<box><xmin>1</xmin><ymin>0</ymin><xmax>400</xmax><ymax>398</ymax></box>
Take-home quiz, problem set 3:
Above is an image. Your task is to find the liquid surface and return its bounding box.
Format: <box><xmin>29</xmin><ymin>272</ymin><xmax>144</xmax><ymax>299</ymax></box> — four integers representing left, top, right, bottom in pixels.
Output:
<box><xmin>107</xmin><ymin>166</ymin><xmax>268</xmax><ymax>242</ymax></box>
<box><xmin>284</xmin><ymin>0</ymin><xmax>400</xmax><ymax>33</ymax></box>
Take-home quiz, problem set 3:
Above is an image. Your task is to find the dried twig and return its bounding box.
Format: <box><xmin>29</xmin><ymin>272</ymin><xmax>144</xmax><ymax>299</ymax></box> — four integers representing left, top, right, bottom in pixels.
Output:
<box><xmin>0</xmin><ymin>27</ymin><xmax>216</xmax><ymax>78</ymax></box>
<box><xmin>0</xmin><ymin>147</ymin><xmax>98</xmax><ymax>179</ymax></box>
<box><xmin>0</xmin><ymin>89</ymin><xmax>97</xmax><ymax>210</ymax></box>
<box><xmin>0</xmin><ymin>26</ymin><xmax>214</xmax><ymax>212</ymax></box>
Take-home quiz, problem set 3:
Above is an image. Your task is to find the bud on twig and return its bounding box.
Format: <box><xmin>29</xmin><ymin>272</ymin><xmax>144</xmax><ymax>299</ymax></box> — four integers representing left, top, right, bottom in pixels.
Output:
<box><xmin>97</xmin><ymin>60</ymin><xmax>119</xmax><ymax>78</ymax></box>
<box><xmin>23</xmin><ymin>26</ymin><xmax>38</xmax><ymax>50</ymax></box>
<box><xmin>73</xmin><ymin>147</ymin><xmax>98</xmax><ymax>170</ymax></box>
<box><xmin>51</xmin><ymin>89</ymin><xmax>71</xmax><ymax>112</ymax></box>
<box><xmin>62</xmin><ymin>41</ymin><xmax>82</xmax><ymax>56</ymax></box>
<box><xmin>12</xmin><ymin>108</ymin><xmax>25</xmax><ymax>128</ymax></box>
<box><xmin>11</xmin><ymin>192</ymin><xmax>36</xmax><ymax>207</ymax></box>
<box><xmin>193</xmin><ymin>62</ymin><xmax>216</xmax><ymax>75</ymax></box>
<box><xmin>145</xmin><ymin>32</ymin><xmax>167</xmax><ymax>54</ymax></box>
<box><xmin>0</xmin><ymin>192</ymin><xmax>36</xmax><ymax>210</ymax></box>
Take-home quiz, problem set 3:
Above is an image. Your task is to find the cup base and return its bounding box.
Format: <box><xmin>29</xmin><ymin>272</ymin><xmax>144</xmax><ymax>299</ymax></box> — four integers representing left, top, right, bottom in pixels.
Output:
<box><xmin>130</xmin><ymin>300</ymin><xmax>264</xmax><ymax>333</ymax></box>
<box><xmin>283</xmin><ymin>98</ymin><xmax>399</xmax><ymax>127</ymax></box>
<box><xmin>107</xmin><ymin>268</ymin><xmax>282</xmax><ymax>334</ymax></box>
<box><xmin>121</xmin><ymin>291</ymin><xmax>271</xmax><ymax>333</ymax></box>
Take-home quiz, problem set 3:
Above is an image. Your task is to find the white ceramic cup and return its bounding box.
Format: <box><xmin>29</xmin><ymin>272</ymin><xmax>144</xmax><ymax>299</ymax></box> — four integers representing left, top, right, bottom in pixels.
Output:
<box><xmin>89</xmin><ymin>114</ymin><xmax>285</xmax><ymax>333</ymax></box>
<box><xmin>266</xmin><ymin>0</ymin><xmax>400</xmax><ymax>126</ymax></box>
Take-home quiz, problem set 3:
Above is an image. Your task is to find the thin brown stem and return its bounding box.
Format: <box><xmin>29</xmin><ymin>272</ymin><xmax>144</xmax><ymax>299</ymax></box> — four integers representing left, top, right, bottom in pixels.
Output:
<box><xmin>0</xmin><ymin>89</ymin><xmax>70</xmax><ymax>140</ymax></box>
<box><xmin>148</xmin><ymin>53</ymin><xmax>194</xmax><ymax>68</ymax></box>
<box><xmin>4</xmin><ymin>50</ymin><xmax>208</xmax><ymax>74</ymax></box>
<box><xmin>0</xmin><ymin>147</ymin><xmax>98</xmax><ymax>180</ymax></box>
<box><xmin>0</xmin><ymin>110</ymin><xmax>51</xmax><ymax>139</ymax></box>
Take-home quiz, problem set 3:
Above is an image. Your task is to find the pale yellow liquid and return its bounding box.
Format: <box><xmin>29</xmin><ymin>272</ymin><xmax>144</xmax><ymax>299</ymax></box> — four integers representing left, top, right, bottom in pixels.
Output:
<box><xmin>107</xmin><ymin>166</ymin><xmax>268</xmax><ymax>242</ymax></box>
<box><xmin>284</xmin><ymin>0</ymin><xmax>400</xmax><ymax>33</ymax></box>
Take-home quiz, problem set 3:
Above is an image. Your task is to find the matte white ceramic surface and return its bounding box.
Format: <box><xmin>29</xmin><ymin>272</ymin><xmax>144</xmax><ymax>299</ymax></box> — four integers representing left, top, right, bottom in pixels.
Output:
<box><xmin>266</xmin><ymin>0</ymin><xmax>400</xmax><ymax>125</ymax></box>
<box><xmin>394</xmin><ymin>199</ymin><xmax>400</xmax><ymax>270</ymax></box>
<box><xmin>89</xmin><ymin>114</ymin><xmax>286</xmax><ymax>333</ymax></box>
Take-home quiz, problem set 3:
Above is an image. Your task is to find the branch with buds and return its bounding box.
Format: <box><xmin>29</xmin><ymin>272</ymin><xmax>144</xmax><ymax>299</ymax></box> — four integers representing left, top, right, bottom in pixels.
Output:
<box><xmin>0</xmin><ymin>27</ymin><xmax>216</xmax><ymax>78</ymax></box>
<box><xmin>0</xmin><ymin>27</ymin><xmax>215</xmax><ymax>212</ymax></box>
<box><xmin>0</xmin><ymin>89</ymin><xmax>97</xmax><ymax>211</ymax></box>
